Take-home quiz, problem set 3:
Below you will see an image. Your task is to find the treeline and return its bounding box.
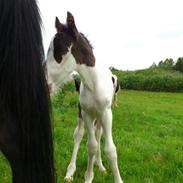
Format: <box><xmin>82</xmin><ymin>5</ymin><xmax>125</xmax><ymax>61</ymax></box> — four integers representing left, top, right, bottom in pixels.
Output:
<box><xmin>150</xmin><ymin>57</ymin><xmax>183</xmax><ymax>72</ymax></box>
<box><xmin>111</xmin><ymin>58</ymin><xmax>183</xmax><ymax>92</ymax></box>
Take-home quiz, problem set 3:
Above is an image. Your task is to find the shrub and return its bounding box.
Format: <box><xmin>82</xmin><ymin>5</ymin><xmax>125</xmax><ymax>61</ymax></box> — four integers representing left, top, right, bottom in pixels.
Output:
<box><xmin>113</xmin><ymin>68</ymin><xmax>183</xmax><ymax>92</ymax></box>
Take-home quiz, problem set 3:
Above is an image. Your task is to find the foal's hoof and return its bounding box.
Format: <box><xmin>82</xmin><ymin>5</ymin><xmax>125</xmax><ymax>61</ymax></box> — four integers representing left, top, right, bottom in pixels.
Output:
<box><xmin>64</xmin><ymin>176</ymin><xmax>73</xmax><ymax>182</ymax></box>
<box><xmin>102</xmin><ymin>170</ymin><xmax>107</xmax><ymax>174</ymax></box>
<box><xmin>99</xmin><ymin>166</ymin><xmax>106</xmax><ymax>173</ymax></box>
<box><xmin>95</xmin><ymin>161</ymin><xmax>106</xmax><ymax>172</ymax></box>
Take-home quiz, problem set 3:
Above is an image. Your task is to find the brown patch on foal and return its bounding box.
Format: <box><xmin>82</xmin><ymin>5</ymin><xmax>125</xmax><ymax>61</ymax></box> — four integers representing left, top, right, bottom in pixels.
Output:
<box><xmin>53</xmin><ymin>12</ymin><xmax>95</xmax><ymax>67</ymax></box>
<box><xmin>71</xmin><ymin>34</ymin><xmax>95</xmax><ymax>67</ymax></box>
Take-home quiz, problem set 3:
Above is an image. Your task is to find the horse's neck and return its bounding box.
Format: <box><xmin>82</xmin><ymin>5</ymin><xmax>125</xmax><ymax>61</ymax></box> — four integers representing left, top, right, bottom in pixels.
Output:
<box><xmin>76</xmin><ymin>64</ymin><xmax>98</xmax><ymax>91</ymax></box>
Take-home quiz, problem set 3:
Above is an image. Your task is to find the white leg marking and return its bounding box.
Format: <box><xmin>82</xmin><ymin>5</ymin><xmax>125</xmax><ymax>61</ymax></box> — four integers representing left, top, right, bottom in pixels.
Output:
<box><xmin>82</xmin><ymin>111</ymin><xmax>97</xmax><ymax>183</ymax></box>
<box><xmin>94</xmin><ymin>121</ymin><xmax>106</xmax><ymax>172</ymax></box>
<box><xmin>101</xmin><ymin>109</ymin><xmax>123</xmax><ymax>183</ymax></box>
<box><xmin>65</xmin><ymin>117</ymin><xmax>84</xmax><ymax>182</ymax></box>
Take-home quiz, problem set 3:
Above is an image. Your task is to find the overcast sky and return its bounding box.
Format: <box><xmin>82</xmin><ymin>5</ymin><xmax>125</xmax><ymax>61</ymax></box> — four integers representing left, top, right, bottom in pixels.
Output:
<box><xmin>38</xmin><ymin>0</ymin><xmax>183</xmax><ymax>70</ymax></box>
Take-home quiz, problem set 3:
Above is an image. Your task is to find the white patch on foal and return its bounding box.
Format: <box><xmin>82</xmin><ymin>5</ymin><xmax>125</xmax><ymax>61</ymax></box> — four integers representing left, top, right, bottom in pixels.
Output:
<box><xmin>47</xmin><ymin>42</ymin><xmax>76</xmax><ymax>92</ymax></box>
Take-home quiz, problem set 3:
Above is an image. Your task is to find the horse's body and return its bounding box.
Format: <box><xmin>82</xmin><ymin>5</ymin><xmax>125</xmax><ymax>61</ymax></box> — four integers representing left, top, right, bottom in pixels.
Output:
<box><xmin>0</xmin><ymin>0</ymin><xmax>55</xmax><ymax>182</ymax></box>
<box><xmin>46</xmin><ymin>12</ymin><xmax>123</xmax><ymax>183</ymax></box>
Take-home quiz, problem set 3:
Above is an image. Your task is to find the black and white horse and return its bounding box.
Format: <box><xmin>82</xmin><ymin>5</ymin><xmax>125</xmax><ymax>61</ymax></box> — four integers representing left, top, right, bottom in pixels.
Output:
<box><xmin>46</xmin><ymin>12</ymin><xmax>123</xmax><ymax>183</ymax></box>
<box><xmin>0</xmin><ymin>0</ymin><xmax>55</xmax><ymax>182</ymax></box>
<box><xmin>64</xmin><ymin>74</ymin><xmax>121</xmax><ymax>181</ymax></box>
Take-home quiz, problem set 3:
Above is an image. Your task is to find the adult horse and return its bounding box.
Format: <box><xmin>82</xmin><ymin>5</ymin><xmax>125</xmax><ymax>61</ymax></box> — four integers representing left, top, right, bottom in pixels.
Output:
<box><xmin>0</xmin><ymin>0</ymin><xmax>55</xmax><ymax>182</ymax></box>
<box><xmin>46</xmin><ymin>12</ymin><xmax>123</xmax><ymax>183</ymax></box>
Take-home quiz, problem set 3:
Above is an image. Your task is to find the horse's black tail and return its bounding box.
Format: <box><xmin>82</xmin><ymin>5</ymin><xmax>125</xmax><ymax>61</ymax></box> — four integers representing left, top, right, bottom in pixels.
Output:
<box><xmin>0</xmin><ymin>0</ymin><xmax>55</xmax><ymax>182</ymax></box>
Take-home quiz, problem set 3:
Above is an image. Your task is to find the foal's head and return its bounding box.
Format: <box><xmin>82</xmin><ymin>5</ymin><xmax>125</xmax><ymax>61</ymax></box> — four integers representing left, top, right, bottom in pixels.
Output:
<box><xmin>46</xmin><ymin>12</ymin><xmax>95</xmax><ymax>92</ymax></box>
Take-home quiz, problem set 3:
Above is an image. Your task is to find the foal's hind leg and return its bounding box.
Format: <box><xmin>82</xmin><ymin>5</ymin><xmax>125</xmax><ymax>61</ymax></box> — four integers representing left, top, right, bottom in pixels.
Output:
<box><xmin>101</xmin><ymin>109</ymin><xmax>123</xmax><ymax>183</ymax></box>
<box><xmin>94</xmin><ymin>121</ymin><xmax>106</xmax><ymax>172</ymax></box>
<box><xmin>114</xmin><ymin>93</ymin><xmax>118</xmax><ymax>107</ymax></box>
<box><xmin>65</xmin><ymin>117</ymin><xmax>84</xmax><ymax>182</ymax></box>
<box><xmin>82</xmin><ymin>111</ymin><xmax>97</xmax><ymax>183</ymax></box>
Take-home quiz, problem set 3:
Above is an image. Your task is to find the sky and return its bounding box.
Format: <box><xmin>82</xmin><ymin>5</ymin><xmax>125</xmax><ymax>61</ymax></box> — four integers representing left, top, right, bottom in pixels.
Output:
<box><xmin>38</xmin><ymin>0</ymin><xmax>183</xmax><ymax>70</ymax></box>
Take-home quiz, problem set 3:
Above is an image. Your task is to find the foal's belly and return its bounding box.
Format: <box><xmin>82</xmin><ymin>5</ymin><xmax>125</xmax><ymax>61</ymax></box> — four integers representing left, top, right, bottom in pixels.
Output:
<box><xmin>79</xmin><ymin>94</ymin><xmax>97</xmax><ymax>117</ymax></box>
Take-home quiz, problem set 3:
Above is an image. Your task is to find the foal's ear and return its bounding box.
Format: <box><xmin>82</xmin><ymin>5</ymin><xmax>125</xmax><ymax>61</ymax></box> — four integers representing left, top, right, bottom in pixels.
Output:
<box><xmin>66</xmin><ymin>11</ymin><xmax>78</xmax><ymax>39</ymax></box>
<box><xmin>55</xmin><ymin>17</ymin><xmax>62</xmax><ymax>32</ymax></box>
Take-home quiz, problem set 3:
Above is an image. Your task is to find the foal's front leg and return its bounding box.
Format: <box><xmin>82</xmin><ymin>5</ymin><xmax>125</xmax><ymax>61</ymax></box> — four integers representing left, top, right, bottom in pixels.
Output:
<box><xmin>101</xmin><ymin>109</ymin><xmax>123</xmax><ymax>183</ymax></box>
<box><xmin>65</xmin><ymin>117</ymin><xmax>84</xmax><ymax>182</ymax></box>
<box><xmin>82</xmin><ymin>111</ymin><xmax>98</xmax><ymax>183</ymax></box>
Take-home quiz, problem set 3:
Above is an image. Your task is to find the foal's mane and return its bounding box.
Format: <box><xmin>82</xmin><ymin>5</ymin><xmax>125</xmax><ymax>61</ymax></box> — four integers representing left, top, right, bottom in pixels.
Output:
<box><xmin>71</xmin><ymin>32</ymin><xmax>95</xmax><ymax>66</ymax></box>
<box><xmin>80</xmin><ymin>33</ymin><xmax>93</xmax><ymax>50</ymax></box>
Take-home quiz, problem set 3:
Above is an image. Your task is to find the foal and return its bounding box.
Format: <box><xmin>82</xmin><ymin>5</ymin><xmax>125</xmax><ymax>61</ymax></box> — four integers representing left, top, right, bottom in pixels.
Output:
<box><xmin>64</xmin><ymin>74</ymin><xmax>120</xmax><ymax>181</ymax></box>
<box><xmin>46</xmin><ymin>12</ymin><xmax>123</xmax><ymax>183</ymax></box>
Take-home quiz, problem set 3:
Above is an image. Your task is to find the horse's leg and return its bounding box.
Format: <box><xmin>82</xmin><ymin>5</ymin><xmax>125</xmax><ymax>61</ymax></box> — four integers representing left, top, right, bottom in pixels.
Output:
<box><xmin>114</xmin><ymin>93</ymin><xmax>118</xmax><ymax>107</ymax></box>
<box><xmin>94</xmin><ymin>121</ymin><xmax>106</xmax><ymax>172</ymax></box>
<box><xmin>65</xmin><ymin>117</ymin><xmax>84</xmax><ymax>181</ymax></box>
<box><xmin>101</xmin><ymin>109</ymin><xmax>123</xmax><ymax>183</ymax></box>
<box><xmin>82</xmin><ymin>111</ymin><xmax>97</xmax><ymax>183</ymax></box>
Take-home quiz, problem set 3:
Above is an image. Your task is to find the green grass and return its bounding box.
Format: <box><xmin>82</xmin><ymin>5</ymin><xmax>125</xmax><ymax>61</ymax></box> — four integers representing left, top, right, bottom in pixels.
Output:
<box><xmin>0</xmin><ymin>90</ymin><xmax>183</xmax><ymax>183</ymax></box>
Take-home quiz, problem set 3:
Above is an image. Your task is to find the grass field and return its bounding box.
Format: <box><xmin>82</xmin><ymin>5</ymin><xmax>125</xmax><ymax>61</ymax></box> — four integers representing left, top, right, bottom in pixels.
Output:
<box><xmin>0</xmin><ymin>90</ymin><xmax>183</xmax><ymax>183</ymax></box>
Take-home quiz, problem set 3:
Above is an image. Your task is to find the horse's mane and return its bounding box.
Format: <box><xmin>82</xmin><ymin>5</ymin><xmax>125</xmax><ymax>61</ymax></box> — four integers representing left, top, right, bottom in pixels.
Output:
<box><xmin>70</xmin><ymin>32</ymin><xmax>95</xmax><ymax>66</ymax></box>
<box><xmin>0</xmin><ymin>0</ymin><xmax>55</xmax><ymax>182</ymax></box>
<box><xmin>80</xmin><ymin>33</ymin><xmax>93</xmax><ymax>50</ymax></box>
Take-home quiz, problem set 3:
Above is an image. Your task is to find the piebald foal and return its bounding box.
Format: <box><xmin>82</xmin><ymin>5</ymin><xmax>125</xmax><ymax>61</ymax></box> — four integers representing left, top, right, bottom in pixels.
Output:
<box><xmin>64</xmin><ymin>74</ymin><xmax>120</xmax><ymax>181</ymax></box>
<box><xmin>46</xmin><ymin>12</ymin><xmax>123</xmax><ymax>183</ymax></box>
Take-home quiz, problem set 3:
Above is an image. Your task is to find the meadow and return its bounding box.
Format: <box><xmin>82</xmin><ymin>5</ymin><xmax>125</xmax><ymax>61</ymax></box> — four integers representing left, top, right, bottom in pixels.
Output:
<box><xmin>0</xmin><ymin>90</ymin><xmax>183</xmax><ymax>183</ymax></box>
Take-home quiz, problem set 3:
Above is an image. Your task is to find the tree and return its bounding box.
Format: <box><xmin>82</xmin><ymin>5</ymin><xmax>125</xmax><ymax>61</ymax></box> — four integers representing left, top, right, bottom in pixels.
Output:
<box><xmin>158</xmin><ymin>60</ymin><xmax>164</xmax><ymax>68</ymax></box>
<box><xmin>158</xmin><ymin>58</ymin><xmax>174</xmax><ymax>70</ymax></box>
<box><xmin>174</xmin><ymin>57</ymin><xmax>183</xmax><ymax>72</ymax></box>
<box><xmin>164</xmin><ymin>58</ymin><xmax>174</xmax><ymax>69</ymax></box>
<box><xmin>150</xmin><ymin>62</ymin><xmax>157</xmax><ymax>69</ymax></box>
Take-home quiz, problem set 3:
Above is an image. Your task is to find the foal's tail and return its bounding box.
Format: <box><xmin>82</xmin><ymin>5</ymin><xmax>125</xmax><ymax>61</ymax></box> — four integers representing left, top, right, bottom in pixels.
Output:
<box><xmin>0</xmin><ymin>0</ymin><xmax>55</xmax><ymax>182</ymax></box>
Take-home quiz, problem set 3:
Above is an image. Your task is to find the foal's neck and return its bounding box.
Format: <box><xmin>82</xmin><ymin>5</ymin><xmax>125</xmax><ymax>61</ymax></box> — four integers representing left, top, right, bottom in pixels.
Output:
<box><xmin>76</xmin><ymin>64</ymin><xmax>98</xmax><ymax>91</ymax></box>
<box><xmin>72</xmin><ymin>34</ymin><xmax>98</xmax><ymax>91</ymax></box>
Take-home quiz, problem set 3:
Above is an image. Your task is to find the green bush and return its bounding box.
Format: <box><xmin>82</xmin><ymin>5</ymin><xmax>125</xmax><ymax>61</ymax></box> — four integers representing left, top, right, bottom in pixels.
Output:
<box><xmin>113</xmin><ymin>68</ymin><xmax>183</xmax><ymax>92</ymax></box>
<box><xmin>51</xmin><ymin>82</ymin><xmax>78</xmax><ymax>113</ymax></box>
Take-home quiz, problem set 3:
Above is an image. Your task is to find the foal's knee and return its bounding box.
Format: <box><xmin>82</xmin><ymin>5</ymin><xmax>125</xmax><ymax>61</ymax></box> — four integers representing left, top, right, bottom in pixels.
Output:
<box><xmin>73</xmin><ymin>120</ymin><xmax>84</xmax><ymax>141</ymax></box>
<box><xmin>88</xmin><ymin>139</ymin><xmax>98</xmax><ymax>156</ymax></box>
<box><xmin>104</xmin><ymin>144</ymin><xmax>117</xmax><ymax>161</ymax></box>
